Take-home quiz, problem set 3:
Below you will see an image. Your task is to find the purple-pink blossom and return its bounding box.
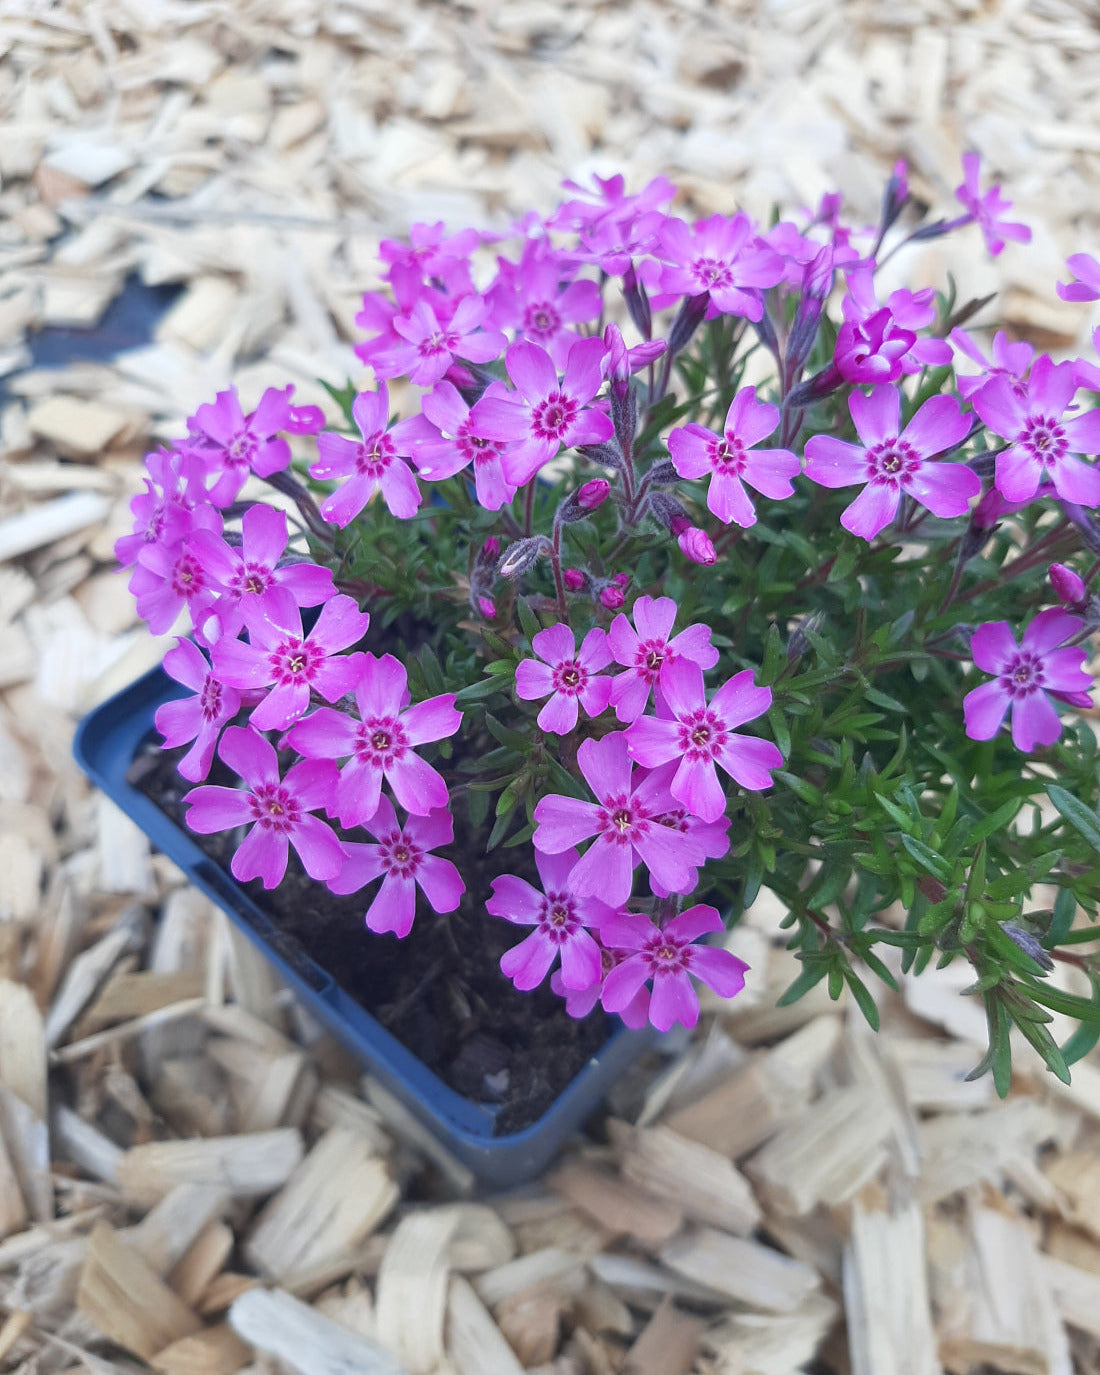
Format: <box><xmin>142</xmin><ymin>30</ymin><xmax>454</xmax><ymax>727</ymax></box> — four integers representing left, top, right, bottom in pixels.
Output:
<box><xmin>327</xmin><ymin>796</ymin><xmax>464</xmax><ymax>938</ymax></box>
<box><xmin>624</xmin><ymin>660</ymin><xmax>782</xmax><ymax>822</ymax></box>
<box><xmin>472</xmin><ymin>337</ymin><xmax>614</xmax><ymax>487</ymax></box>
<box><xmin>213</xmin><ymin>593</ymin><xmax>370</xmax><ymax>732</ymax></box>
<box><xmin>188</xmin><ymin>503</ymin><xmax>336</xmax><ymax>638</ymax></box>
<box><xmin>803</xmin><ymin>387</ymin><xmax>979</xmax><ymax>540</ymax></box>
<box><xmin>1058</xmin><ymin>253</ymin><xmax>1100</xmax><ymax>304</ymax></box>
<box><xmin>971</xmin><ymin>355</ymin><xmax>1100</xmax><ymax>507</ymax></box>
<box><xmin>954</xmin><ymin>152</ymin><xmax>1031</xmax><ymax>256</ymax></box>
<box><xmin>183</xmin><ymin>726</ymin><xmax>343</xmax><ymax>888</ymax></box>
<box><xmin>188</xmin><ymin>387</ymin><xmax>293</xmax><ymax>507</ymax></box>
<box><xmin>487</xmin><ymin>848</ymin><xmax>613</xmax><ymax>992</ymax></box>
<box><xmin>949</xmin><ymin>328</ymin><xmax>1033</xmax><ymax>402</ymax></box>
<box><xmin>128</xmin><ymin>504</ymin><xmax>224</xmax><ymax>636</ymax></box>
<box><xmin>115</xmin><ymin>449</ymin><xmax>206</xmax><ymax>569</ymax></box>
<box><xmin>668</xmin><ymin>386</ymin><xmax>799</xmax><ymax>528</ymax></box>
<box><xmin>655</xmin><ymin>213</ymin><xmax>785</xmax><ymax>321</ymax></box>
<box><xmin>532</xmin><ymin>732</ymin><xmax>703</xmax><ymax>907</ymax></box>
<box><xmin>607</xmin><ymin>595</ymin><xmax>718</xmax><ymax>724</ymax></box>
<box><xmin>155</xmin><ymin>638</ymin><xmax>242</xmax><ymax>782</ymax></box>
<box><xmin>406</xmin><ymin>381</ymin><xmax>517</xmax><ymax>511</ymax></box>
<box><xmin>600</xmin><ymin>905</ymin><xmax>749</xmax><ymax>1032</ymax></box>
<box><xmin>515</xmin><ymin>622</ymin><xmax>614</xmax><ymax>735</ymax></box>
<box><xmin>310</xmin><ymin>385</ymin><xmax>423</xmax><ymax>527</ymax></box>
<box><xmin>285</xmin><ymin>652</ymin><xmax>461</xmax><ymax>827</ymax></box>
<box><xmin>963</xmin><ymin>609</ymin><xmax>1092</xmax><ymax>752</ymax></box>
<box><xmin>372</xmin><ymin>296</ymin><xmax>506</xmax><ymax>386</ymax></box>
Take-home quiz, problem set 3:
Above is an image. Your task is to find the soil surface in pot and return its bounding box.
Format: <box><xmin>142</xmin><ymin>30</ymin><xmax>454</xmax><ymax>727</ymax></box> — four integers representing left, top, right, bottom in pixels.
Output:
<box><xmin>130</xmin><ymin>737</ymin><xmax>611</xmax><ymax>1135</ymax></box>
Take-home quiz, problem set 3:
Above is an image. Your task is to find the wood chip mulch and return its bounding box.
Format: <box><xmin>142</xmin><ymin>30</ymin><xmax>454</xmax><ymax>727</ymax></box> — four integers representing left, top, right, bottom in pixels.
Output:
<box><xmin>2</xmin><ymin>3</ymin><xmax>1100</xmax><ymax>1372</ymax></box>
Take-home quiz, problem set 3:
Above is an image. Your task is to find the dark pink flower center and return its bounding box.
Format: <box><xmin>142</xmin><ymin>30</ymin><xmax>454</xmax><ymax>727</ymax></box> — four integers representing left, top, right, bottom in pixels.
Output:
<box><xmin>1001</xmin><ymin>652</ymin><xmax>1045</xmax><ymax>698</ymax></box>
<box><xmin>1019</xmin><ymin>414</ymin><xmax>1067</xmax><ymax>466</ymax></box>
<box><xmin>641</xmin><ymin>932</ymin><xmax>692</xmax><ymax>976</ymax></box>
<box><xmin>419</xmin><ymin>328</ymin><xmax>458</xmax><ymax>359</ymax></box>
<box><xmin>457</xmin><ymin>420</ymin><xmax>505</xmax><ymax>467</ymax></box>
<box><xmin>635</xmin><ymin>638</ymin><xmax>670</xmax><ymax>682</ymax></box>
<box><xmin>676</xmin><ymin>708</ymin><xmax>728</xmax><ymax>762</ymax></box>
<box><xmin>866</xmin><ymin>437</ymin><xmax>921</xmax><ymax>488</ymax></box>
<box><xmin>532</xmin><ymin>391</ymin><xmax>578</xmax><ymax>442</ymax></box>
<box><xmin>354</xmin><ymin>716</ymin><xmax>410</xmax><ymax>768</ymax></box>
<box><xmin>595</xmin><ymin>792</ymin><xmax>651</xmax><ymax>847</ymax></box>
<box><xmin>199</xmin><ymin>675</ymin><xmax>223</xmax><ymax>722</ymax></box>
<box><xmin>249</xmin><ymin>783</ymin><xmax>300</xmax><ymax>832</ymax></box>
<box><xmin>655</xmin><ymin>808</ymin><xmax>691</xmax><ymax>834</ymax></box>
<box><xmin>692</xmin><ymin>256</ymin><xmax>733</xmax><ymax>289</ymax></box>
<box><xmin>355</xmin><ymin>432</ymin><xmax>396</xmax><ymax>478</ymax></box>
<box><xmin>172</xmin><ymin>552</ymin><xmax>207</xmax><ymax>598</ymax></box>
<box><xmin>552</xmin><ymin>658</ymin><xmax>587</xmax><ymax>696</ymax></box>
<box><xmin>523</xmin><ymin>302</ymin><xmax>562</xmax><ymax>338</ymax></box>
<box><xmin>378</xmin><ymin>827</ymin><xmax>422</xmax><ymax>878</ymax></box>
<box><xmin>228</xmin><ymin>431</ymin><xmax>258</xmax><ymax>463</ymax></box>
<box><xmin>232</xmin><ymin>561</ymin><xmax>274</xmax><ymax>598</ymax></box>
<box><xmin>709</xmin><ymin>435</ymin><xmax>747</xmax><ymax>475</ymax></box>
<box><xmin>538</xmin><ymin>889</ymin><xmax>580</xmax><ymax>945</ymax></box>
<box><xmin>270</xmin><ymin>637</ymin><xmax>322</xmax><ymax>685</ymax></box>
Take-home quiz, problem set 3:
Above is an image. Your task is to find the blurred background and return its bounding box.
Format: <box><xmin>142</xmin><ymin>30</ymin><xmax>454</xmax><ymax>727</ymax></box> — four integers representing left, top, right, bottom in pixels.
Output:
<box><xmin>2</xmin><ymin>3</ymin><xmax>1100</xmax><ymax>1373</ymax></box>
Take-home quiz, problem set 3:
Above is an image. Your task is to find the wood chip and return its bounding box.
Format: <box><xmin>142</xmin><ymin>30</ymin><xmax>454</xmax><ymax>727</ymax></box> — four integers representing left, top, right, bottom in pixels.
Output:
<box><xmin>546</xmin><ymin>1158</ymin><xmax>683</xmax><ymax>1249</ymax></box>
<box><xmin>659</xmin><ymin>1226</ymin><xmax>821</xmax><ymax>1312</ymax></box>
<box><xmin>77</xmin><ymin>1223</ymin><xmax>202</xmax><ymax>1362</ymax></box>
<box><xmin>229</xmin><ymin>1287</ymin><xmax>407</xmax><ymax>1375</ymax></box>
<box><xmin>115</xmin><ymin>1129</ymin><xmax>304</xmax><ymax>1208</ymax></box>
<box><xmin>843</xmin><ymin>1193</ymin><xmax>938</xmax><ymax>1375</ymax></box>
<box><xmin>375</xmin><ymin>1208</ymin><xmax>461</xmax><ymax>1375</ymax></box>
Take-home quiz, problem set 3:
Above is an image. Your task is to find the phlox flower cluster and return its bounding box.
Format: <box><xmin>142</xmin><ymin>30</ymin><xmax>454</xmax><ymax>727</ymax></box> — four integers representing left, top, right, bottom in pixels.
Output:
<box><xmin>120</xmin><ymin>154</ymin><xmax>1100</xmax><ymax>1044</ymax></box>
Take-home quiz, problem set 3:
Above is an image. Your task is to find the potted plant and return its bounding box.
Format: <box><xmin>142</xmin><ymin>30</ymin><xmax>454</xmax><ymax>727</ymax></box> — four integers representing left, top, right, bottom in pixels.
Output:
<box><xmin>75</xmin><ymin>162</ymin><xmax>1100</xmax><ymax>1183</ymax></box>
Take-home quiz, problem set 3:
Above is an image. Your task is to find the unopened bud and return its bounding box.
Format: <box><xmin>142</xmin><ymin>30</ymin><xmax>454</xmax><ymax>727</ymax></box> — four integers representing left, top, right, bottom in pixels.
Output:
<box><xmin>622</xmin><ymin>265</ymin><xmax>652</xmax><ymax>340</ymax></box>
<box><xmin>676</xmin><ymin>525</ymin><xmax>717</xmax><ymax>566</ymax></box>
<box><xmin>498</xmin><ymin>536</ymin><xmax>546</xmax><ymax>579</ymax></box>
<box><xmin>649</xmin><ymin>491</ymin><xmax>687</xmax><ymax>532</ymax></box>
<box><xmin>1050</xmin><ymin>562</ymin><xmax>1087</xmax><ymax>609</ymax></box>
<box><xmin>477</xmin><ymin>596</ymin><xmax>496</xmax><ymax>619</ymax></box>
<box><xmin>603</xmin><ymin>323</ymin><xmax>630</xmax><ymax>389</ymax></box>
<box><xmin>611</xmin><ymin>572</ymin><xmax>630</xmax><ymax>589</ymax></box>
<box><xmin>578</xmin><ymin>479</ymin><xmax>610</xmax><ymax>510</ymax></box>
<box><xmin>600</xmin><ymin>585</ymin><xmax>625</xmax><ymax>610</ymax></box>
<box><xmin>1003</xmin><ymin>923</ymin><xmax>1054</xmax><ymax>971</ymax></box>
<box><xmin>563</xmin><ymin>568</ymin><xmax>586</xmax><ymax>591</ymax></box>
<box><xmin>479</xmin><ymin>536</ymin><xmax>500</xmax><ymax>567</ymax></box>
<box><xmin>647</xmin><ymin>460</ymin><xmax>680</xmax><ymax>487</ymax></box>
<box><xmin>788</xmin><ymin>610</ymin><xmax>826</xmax><ymax>665</ymax></box>
<box><xmin>667</xmin><ymin>292</ymin><xmax>709</xmax><ymax>355</ymax></box>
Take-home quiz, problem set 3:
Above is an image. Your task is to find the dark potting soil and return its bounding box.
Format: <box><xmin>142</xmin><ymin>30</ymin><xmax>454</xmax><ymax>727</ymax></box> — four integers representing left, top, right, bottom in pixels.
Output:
<box><xmin>129</xmin><ymin>734</ymin><xmax>612</xmax><ymax>1135</ymax></box>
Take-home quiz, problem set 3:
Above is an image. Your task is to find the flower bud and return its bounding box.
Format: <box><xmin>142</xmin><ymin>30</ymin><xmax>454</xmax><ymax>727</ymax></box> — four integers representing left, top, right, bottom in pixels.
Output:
<box><xmin>477</xmin><ymin>596</ymin><xmax>496</xmax><ymax>619</ymax></box>
<box><xmin>563</xmin><ymin>568</ymin><xmax>586</xmax><ymax>591</ymax></box>
<box><xmin>498</xmin><ymin>536</ymin><xmax>546</xmax><ymax>579</ymax></box>
<box><xmin>649</xmin><ymin>491</ymin><xmax>688</xmax><ymax>531</ymax></box>
<box><xmin>578</xmin><ymin>479</ymin><xmax>610</xmax><ymax>511</ymax></box>
<box><xmin>667</xmin><ymin>292</ymin><xmax>709</xmax><ymax>355</ymax></box>
<box><xmin>1050</xmin><ymin>562</ymin><xmax>1087</xmax><ymax>609</ymax></box>
<box><xmin>600</xmin><ymin>585</ymin><xmax>625</xmax><ymax>610</ymax></box>
<box><xmin>676</xmin><ymin>525</ymin><xmax>717</xmax><ymax>566</ymax></box>
<box><xmin>646</xmin><ymin>460</ymin><xmax>679</xmax><ymax>487</ymax></box>
<box><xmin>611</xmin><ymin>572</ymin><xmax>630</xmax><ymax>589</ymax></box>
<box><xmin>603</xmin><ymin>323</ymin><xmax>630</xmax><ymax>389</ymax></box>
<box><xmin>622</xmin><ymin>264</ymin><xmax>652</xmax><ymax>340</ymax></box>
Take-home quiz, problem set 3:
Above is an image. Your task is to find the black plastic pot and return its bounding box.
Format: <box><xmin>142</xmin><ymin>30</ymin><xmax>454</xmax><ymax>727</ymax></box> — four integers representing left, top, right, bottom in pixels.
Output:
<box><xmin>73</xmin><ymin>666</ymin><xmax>652</xmax><ymax>1185</ymax></box>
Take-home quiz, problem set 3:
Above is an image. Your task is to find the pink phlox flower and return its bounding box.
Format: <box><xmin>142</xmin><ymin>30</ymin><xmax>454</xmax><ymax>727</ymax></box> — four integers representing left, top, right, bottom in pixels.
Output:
<box><xmin>971</xmin><ymin>355</ymin><xmax>1100</xmax><ymax>507</ymax></box>
<box><xmin>155</xmin><ymin>638</ymin><xmax>242</xmax><ymax>782</ymax></box>
<box><xmin>834</xmin><ymin>308</ymin><xmax>916</xmax><ymax>384</ymax></box>
<box><xmin>378</xmin><ymin>222</ymin><xmax>479</xmax><ymax>295</ymax></box>
<box><xmin>487</xmin><ymin>848</ymin><xmax>614</xmax><ymax>992</ymax></box>
<box><xmin>372</xmin><ymin>295</ymin><xmax>506</xmax><ymax>386</ymax></box>
<box><xmin>515</xmin><ymin>621</ymin><xmax>614</xmax><ymax>734</ymax></box>
<box><xmin>1074</xmin><ymin>333</ymin><xmax>1100</xmax><ymax>395</ymax></box>
<box><xmin>602</xmin><ymin>325</ymin><xmax>666</xmax><ymax>389</ymax></box>
<box><xmin>187</xmin><ymin>503</ymin><xmax>336</xmax><ymax>639</ymax></box>
<box><xmin>571</xmin><ymin>208</ymin><xmax>668</xmax><ymax>277</ymax></box>
<box><xmin>624</xmin><ymin>659</ymin><xmax>782</xmax><ymax>823</ymax></box>
<box><xmin>327</xmin><ymin>796</ymin><xmax>463</xmax><ymax>938</ymax></box>
<box><xmin>600</xmin><ymin>905</ymin><xmax>749</xmax><ymax>1032</ymax></box>
<box><xmin>212</xmin><ymin>593</ymin><xmax>370</xmax><ymax>732</ymax></box>
<box><xmin>310</xmin><ymin>384</ymin><xmax>423</xmax><ymax>526</ymax></box>
<box><xmin>950</xmin><ymin>328</ymin><xmax>1033</xmax><ymax>402</ymax></box>
<box><xmin>954</xmin><ymin>152</ymin><xmax>1031</xmax><ymax>256</ymax></box>
<box><xmin>607</xmin><ymin>594</ymin><xmax>718</xmax><ymax>724</ymax></box>
<box><xmin>549</xmin><ymin>173</ymin><xmax>676</xmax><ymax>233</ymax></box>
<box><xmin>472</xmin><ymin>336</ymin><xmax>614</xmax><ymax>487</ymax></box>
<box><xmin>188</xmin><ymin>387</ymin><xmax>293</xmax><ymax>507</ymax></box>
<box><xmin>182</xmin><ymin>725</ymin><xmax>344</xmax><ymax>889</ymax></box>
<box><xmin>285</xmin><ymin>652</ymin><xmax>461</xmax><ymax>827</ymax></box>
<box><xmin>655</xmin><ymin>212</ymin><xmax>785</xmax><ymax>321</ymax></box>
<box><xmin>668</xmin><ymin>386</ymin><xmax>800</xmax><ymax>528</ymax></box>
<box><xmin>115</xmin><ymin>449</ymin><xmax>207</xmax><ymax>568</ymax></box>
<box><xmin>532</xmin><ymin>732</ymin><xmax>703</xmax><ymax>907</ymax></box>
<box><xmin>407</xmin><ymin>380</ymin><xmax>518</xmax><ymax>511</ymax></box>
<box><xmin>804</xmin><ymin>386</ymin><xmax>979</xmax><ymax>540</ymax></box>
<box><xmin>485</xmin><ymin>240</ymin><xmax>602</xmax><ymax>367</ymax></box>
<box><xmin>1058</xmin><ymin>253</ymin><xmax>1100</xmax><ymax>304</ymax></box>
<box><xmin>963</xmin><ymin>609</ymin><xmax>1092</xmax><ymax>753</ymax></box>
<box><xmin>128</xmin><ymin>503</ymin><xmax>224</xmax><ymax>637</ymax></box>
